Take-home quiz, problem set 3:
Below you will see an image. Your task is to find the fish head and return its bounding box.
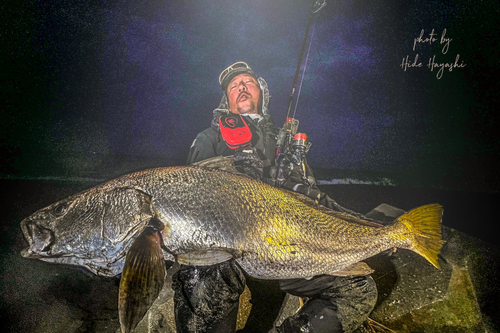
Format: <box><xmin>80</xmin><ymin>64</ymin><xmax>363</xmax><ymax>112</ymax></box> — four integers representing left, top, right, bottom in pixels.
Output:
<box><xmin>20</xmin><ymin>187</ymin><xmax>153</xmax><ymax>276</ymax></box>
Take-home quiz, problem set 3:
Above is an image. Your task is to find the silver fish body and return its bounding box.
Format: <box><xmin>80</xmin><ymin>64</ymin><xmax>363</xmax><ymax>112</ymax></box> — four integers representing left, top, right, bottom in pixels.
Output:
<box><xmin>21</xmin><ymin>166</ymin><xmax>443</xmax><ymax>279</ymax></box>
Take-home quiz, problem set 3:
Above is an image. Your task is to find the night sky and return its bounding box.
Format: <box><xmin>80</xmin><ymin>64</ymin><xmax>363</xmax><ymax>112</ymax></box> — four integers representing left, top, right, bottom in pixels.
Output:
<box><xmin>2</xmin><ymin>0</ymin><xmax>499</xmax><ymax>192</ymax></box>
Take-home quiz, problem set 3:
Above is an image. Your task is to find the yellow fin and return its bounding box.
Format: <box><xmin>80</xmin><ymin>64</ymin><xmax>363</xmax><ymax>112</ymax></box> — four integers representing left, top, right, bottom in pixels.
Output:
<box><xmin>398</xmin><ymin>204</ymin><xmax>444</xmax><ymax>269</ymax></box>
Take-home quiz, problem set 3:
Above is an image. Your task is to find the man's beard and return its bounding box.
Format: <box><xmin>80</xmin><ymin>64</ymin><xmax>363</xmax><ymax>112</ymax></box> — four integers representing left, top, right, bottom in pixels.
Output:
<box><xmin>237</xmin><ymin>100</ymin><xmax>257</xmax><ymax>114</ymax></box>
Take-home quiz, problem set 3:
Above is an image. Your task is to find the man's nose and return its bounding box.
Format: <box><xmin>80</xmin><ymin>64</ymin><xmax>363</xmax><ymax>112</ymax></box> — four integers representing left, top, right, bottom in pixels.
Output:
<box><xmin>238</xmin><ymin>83</ymin><xmax>247</xmax><ymax>92</ymax></box>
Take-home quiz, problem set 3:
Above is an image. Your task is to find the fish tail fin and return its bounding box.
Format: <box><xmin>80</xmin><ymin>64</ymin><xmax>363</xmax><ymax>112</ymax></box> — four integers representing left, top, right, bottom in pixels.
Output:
<box><xmin>397</xmin><ymin>204</ymin><xmax>444</xmax><ymax>269</ymax></box>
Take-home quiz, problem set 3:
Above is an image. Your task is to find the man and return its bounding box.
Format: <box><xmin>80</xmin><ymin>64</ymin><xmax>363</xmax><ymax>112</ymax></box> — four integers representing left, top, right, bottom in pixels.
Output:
<box><xmin>174</xmin><ymin>62</ymin><xmax>379</xmax><ymax>333</ymax></box>
<box><xmin>186</xmin><ymin>62</ymin><xmax>278</xmax><ymax>174</ymax></box>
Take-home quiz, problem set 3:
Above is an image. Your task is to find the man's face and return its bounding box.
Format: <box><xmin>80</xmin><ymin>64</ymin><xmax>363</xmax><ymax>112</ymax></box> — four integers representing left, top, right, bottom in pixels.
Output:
<box><xmin>226</xmin><ymin>74</ymin><xmax>262</xmax><ymax>115</ymax></box>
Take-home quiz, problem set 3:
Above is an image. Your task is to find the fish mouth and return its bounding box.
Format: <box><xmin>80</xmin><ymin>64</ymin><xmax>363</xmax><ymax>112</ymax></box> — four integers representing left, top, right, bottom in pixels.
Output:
<box><xmin>20</xmin><ymin>219</ymin><xmax>55</xmax><ymax>258</ymax></box>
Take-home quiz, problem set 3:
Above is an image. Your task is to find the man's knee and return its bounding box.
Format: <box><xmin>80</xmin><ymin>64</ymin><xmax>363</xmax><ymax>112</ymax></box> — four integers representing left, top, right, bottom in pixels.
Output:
<box><xmin>277</xmin><ymin>298</ymin><xmax>342</xmax><ymax>333</ymax></box>
<box><xmin>277</xmin><ymin>275</ymin><xmax>377</xmax><ymax>333</ymax></box>
<box><xmin>172</xmin><ymin>261</ymin><xmax>246</xmax><ymax>332</ymax></box>
<box><xmin>325</xmin><ymin>275</ymin><xmax>377</xmax><ymax>333</ymax></box>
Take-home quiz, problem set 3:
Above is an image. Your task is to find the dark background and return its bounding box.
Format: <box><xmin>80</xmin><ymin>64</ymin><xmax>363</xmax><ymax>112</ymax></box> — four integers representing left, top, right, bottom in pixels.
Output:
<box><xmin>2</xmin><ymin>0</ymin><xmax>499</xmax><ymax>190</ymax></box>
<box><xmin>1</xmin><ymin>0</ymin><xmax>499</xmax><ymax>244</ymax></box>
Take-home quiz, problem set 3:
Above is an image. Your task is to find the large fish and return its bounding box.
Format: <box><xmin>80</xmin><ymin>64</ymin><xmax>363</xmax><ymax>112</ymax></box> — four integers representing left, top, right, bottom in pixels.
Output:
<box><xmin>20</xmin><ymin>162</ymin><xmax>443</xmax><ymax>332</ymax></box>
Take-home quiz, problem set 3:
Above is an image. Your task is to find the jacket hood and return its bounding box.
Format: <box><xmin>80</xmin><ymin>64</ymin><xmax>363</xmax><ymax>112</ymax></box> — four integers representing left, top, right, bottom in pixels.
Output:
<box><xmin>211</xmin><ymin>77</ymin><xmax>272</xmax><ymax>131</ymax></box>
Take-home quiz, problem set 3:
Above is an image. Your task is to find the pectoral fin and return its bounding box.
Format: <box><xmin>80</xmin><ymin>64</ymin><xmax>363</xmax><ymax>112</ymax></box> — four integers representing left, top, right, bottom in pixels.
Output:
<box><xmin>176</xmin><ymin>249</ymin><xmax>235</xmax><ymax>266</ymax></box>
<box><xmin>331</xmin><ymin>262</ymin><xmax>374</xmax><ymax>277</ymax></box>
<box><xmin>118</xmin><ymin>225</ymin><xmax>166</xmax><ymax>333</ymax></box>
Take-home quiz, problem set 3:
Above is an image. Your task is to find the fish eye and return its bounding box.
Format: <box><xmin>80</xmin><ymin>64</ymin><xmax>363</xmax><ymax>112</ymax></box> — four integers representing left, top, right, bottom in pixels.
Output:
<box><xmin>53</xmin><ymin>204</ymin><xmax>67</xmax><ymax>216</ymax></box>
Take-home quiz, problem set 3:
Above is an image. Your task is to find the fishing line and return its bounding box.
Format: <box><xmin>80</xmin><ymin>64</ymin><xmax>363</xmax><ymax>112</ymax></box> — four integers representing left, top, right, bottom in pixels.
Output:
<box><xmin>292</xmin><ymin>20</ymin><xmax>317</xmax><ymax>119</ymax></box>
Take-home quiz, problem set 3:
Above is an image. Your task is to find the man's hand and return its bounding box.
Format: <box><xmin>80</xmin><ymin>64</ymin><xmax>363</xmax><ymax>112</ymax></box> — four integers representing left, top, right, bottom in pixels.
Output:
<box><xmin>284</xmin><ymin>162</ymin><xmax>315</xmax><ymax>187</ymax></box>
<box><xmin>233</xmin><ymin>148</ymin><xmax>264</xmax><ymax>180</ymax></box>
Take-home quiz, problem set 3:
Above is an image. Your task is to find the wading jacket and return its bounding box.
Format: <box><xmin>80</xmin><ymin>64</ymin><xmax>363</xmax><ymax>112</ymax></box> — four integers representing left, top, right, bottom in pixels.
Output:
<box><xmin>186</xmin><ymin>77</ymin><xmax>279</xmax><ymax>175</ymax></box>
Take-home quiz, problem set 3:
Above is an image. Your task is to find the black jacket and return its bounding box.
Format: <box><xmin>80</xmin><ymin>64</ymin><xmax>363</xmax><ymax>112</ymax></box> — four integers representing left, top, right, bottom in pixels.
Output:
<box><xmin>186</xmin><ymin>114</ymin><xmax>279</xmax><ymax>170</ymax></box>
<box><xmin>187</xmin><ymin>76</ymin><xmax>279</xmax><ymax>173</ymax></box>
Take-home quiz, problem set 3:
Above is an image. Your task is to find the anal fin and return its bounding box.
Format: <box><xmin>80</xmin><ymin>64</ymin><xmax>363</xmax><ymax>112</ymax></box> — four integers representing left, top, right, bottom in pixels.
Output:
<box><xmin>330</xmin><ymin>262</ymin><xmax>374</xmax><ymax>277</ymax></box>
<box><xmin>177</xmin><ymin>249</ymin><xmax>235</xmax><ymax>266</ymax></box>
<box><xmin>118</xmin><ymin>226</ymin><xmax>166</xmax><ymax>333</ymax></box>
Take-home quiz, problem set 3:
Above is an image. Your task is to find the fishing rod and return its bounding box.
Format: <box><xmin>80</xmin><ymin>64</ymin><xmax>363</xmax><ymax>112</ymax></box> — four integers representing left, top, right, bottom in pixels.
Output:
<box><xmin>285</xmin><ymin>0</ymin><xmax>326</xmax><ymax>121</ymax></box>
<box><xmin>274</xmin><ymin>0</ymin><xmax>326</xmax><ymax>186</ymax></box>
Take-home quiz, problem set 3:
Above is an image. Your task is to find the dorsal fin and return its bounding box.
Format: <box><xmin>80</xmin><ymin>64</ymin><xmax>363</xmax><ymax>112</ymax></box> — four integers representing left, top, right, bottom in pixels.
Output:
<box><xmin>192</xmin><ymin>155</ymin><xmax>251</xmax><ymax>177</ymax></box>
<box><xmin>284</xmin><ymin>190</ymin><xmax>385</xmax><ymax>228</ymax></box>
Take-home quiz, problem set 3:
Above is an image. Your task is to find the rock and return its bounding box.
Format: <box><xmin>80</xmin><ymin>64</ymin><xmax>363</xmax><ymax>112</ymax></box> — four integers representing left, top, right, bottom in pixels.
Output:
<box><xmin>31</xmin><ymin>299</ymin><xmax>86</xmax><ymax>332</ymax></box>
<box><xmin>366</xmin><ymin>226</ymin><xmax>499</xmax><ymax>332</ymax></box>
